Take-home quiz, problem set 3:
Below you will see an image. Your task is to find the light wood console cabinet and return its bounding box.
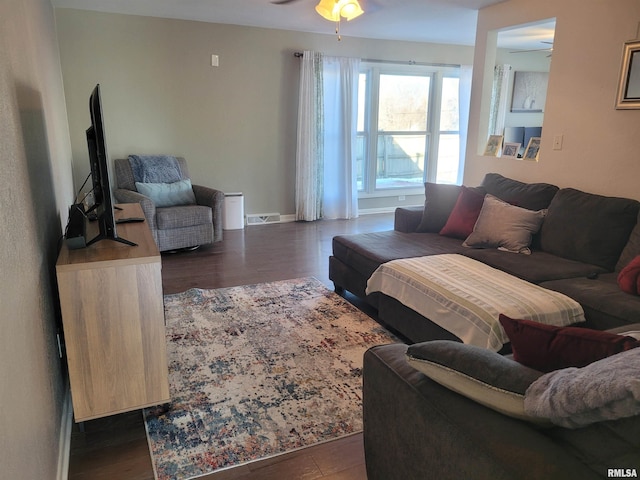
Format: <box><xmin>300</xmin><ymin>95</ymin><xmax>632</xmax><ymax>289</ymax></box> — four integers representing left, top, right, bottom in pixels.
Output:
<box><xmin>56</xmin><ymin>203</ymin><xmax>170</xmax><ymax>422</ymax></box>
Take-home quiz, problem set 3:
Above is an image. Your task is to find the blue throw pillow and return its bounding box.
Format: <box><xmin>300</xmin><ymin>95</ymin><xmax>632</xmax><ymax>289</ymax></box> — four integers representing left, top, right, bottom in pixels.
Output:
<box><xmin>135</xmin><ymin>179</ymin><xmax>196</xmax><ymax>208</ymax></box>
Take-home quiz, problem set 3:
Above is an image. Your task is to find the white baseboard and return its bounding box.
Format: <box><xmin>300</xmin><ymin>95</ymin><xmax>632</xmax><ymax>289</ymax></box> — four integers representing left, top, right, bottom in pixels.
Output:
<box><xmin>57</xmin><ymin>381</ymin><xmax>73</xmax><ymax>480</ymax></box>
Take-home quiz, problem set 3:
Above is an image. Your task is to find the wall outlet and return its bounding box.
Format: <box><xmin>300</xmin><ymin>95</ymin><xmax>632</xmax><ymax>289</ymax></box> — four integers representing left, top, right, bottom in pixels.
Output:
<box><xmin>398</xmin><ymin>195</ymin><xmax>406</xmax><ymax>201</ymax></box>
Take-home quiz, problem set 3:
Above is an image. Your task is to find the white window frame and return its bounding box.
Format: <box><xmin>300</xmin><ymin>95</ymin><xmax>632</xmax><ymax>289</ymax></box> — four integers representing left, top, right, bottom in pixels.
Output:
<box><xmin>357</xmin><ymin>63</ymin><xmax>461</xmax><ymax>198</ymax></box>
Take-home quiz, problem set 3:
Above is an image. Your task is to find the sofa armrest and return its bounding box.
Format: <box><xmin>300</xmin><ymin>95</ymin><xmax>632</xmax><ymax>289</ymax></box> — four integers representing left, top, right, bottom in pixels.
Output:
<box><xmin>192</xmin><ymin>185</ymin><xmax>224</xmax><ymax>242</ymax></box>
<box><xmin>394</xmin><ymin>206</ymin><xmax>423</xmax><ymax>233</ymax></box>
<box><xmin>363</xmin><ymin>343</ymin><xmax>602</xmax><ymax>480</ymax></box>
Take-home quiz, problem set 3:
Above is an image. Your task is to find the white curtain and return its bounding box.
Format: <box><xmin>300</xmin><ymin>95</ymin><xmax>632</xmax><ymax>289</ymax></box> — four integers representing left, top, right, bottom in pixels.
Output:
<box><xmin>488</xmin><ymin>64</ymin><xmax>511</xmax><ymax>136</ymax></box>
<box><xmin>321</xmin><ymin>55</ymin><xmax>360</xmax><ymax>219</ymax></box>
<box><xmin>295</xmin><ymin>51</ymin><xmax>323</xmax><ymax>221</ymax></box>
<box><xmin>295</xmin><ymin>51</ymin><xmax>360</xmax><ymax>221</ymax></box>
<box><xmin>457</xmin><ymin>64</ymin><xmax>473</xmax><ymax>185</ymax></box>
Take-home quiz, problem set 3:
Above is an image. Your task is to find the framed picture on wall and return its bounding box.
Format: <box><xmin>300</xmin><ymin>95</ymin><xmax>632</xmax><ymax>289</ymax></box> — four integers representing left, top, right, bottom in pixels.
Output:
<box><xmin>483</xmin><ymin>135</ymin><xmax>503</xmax><ymax>156</ymax></box>
<box><xmin>502</xmin><ymin>142</ymin><xmax>521</xmax><ymax>159</ymax></box>
<box><xmin>511</xmin><ymin>71</ymin><xmax>549</xmax><ymax>113</ymax></box>
<box><xmin>616</xmin><ymin>40</ymin><xmax>640</xmax><ymax>109</ymax></box>
<box><xmin>523</xmin><ymin>137</ymin><xmax>541</xmax><ymax>161</ymax></box>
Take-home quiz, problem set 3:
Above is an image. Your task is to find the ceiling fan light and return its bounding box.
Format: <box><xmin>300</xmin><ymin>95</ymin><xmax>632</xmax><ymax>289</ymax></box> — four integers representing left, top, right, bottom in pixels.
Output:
<box><xmin>340</xmin><ymin>0</ymin><xmax>364</xmax><ymax>21</ymax></box>
<box><xmin>315</xmin><ymin>0</ymin><xmax>340</xmax><ymax>22</ymax></box>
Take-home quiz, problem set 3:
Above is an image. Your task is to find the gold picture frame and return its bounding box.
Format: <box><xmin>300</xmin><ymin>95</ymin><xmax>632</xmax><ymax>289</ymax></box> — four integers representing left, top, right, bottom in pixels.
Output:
<box><xmin>616</xmin><ymin>40</ymin><xmax>640</xmax><ymax>109</ymax></box>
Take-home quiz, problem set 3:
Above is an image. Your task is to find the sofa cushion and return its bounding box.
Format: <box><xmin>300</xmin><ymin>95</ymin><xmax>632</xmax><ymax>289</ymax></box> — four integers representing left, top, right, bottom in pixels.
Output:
<box><xmin>480</xmin><ymin>173</ymin><xmax>558</xmax><ymax>211</ymax></box>
<box><xmin>460</xmin><ymin>248</ymin><xmax>607</xmax><ymax>284</ymax></box>
<box><xmin>524</xmin><ymin>347</ymin><xmax>640</xmax><ymax>428</ymax></box>
<box><xmin>541</xmin><ymin>273</ymin><xmax>640</xmax><ymax>331</ymax></box>
<box><xmin>415</xmin><ymin>183</ymin><xmax>466</xmax><ymax>233</ymax></box>
<box><xmin>499</xmin><ymin>315</ymin><xmax>640</xmax><ymax>372</ymax></box>
<box><xmin>463</xmin><ymin>194</ymin><xmax>546</xmax><ymax>254</ymax></box>
<box><xmin>439</xmin><ymin>186</ymin><xmax>485</xmax><ymax>238</ymax></box>
<box><xmin>406</xmin><ymin>340</ymin><xmax>544</xmax><ymax>422</ymax></box>
<box><xmin>540</xmin><ymin>188</ymin><xmax>640</xmax><ymax>271</ymax></box>
<box><xmin>156</xmin><ymin>204</ymin><xmax>212</xmax><ymax>229</ymax></box>
<box><xmin>331</xmin><ymin>231</ymin><xmax>467</xmax><ymax>279</ymax></box>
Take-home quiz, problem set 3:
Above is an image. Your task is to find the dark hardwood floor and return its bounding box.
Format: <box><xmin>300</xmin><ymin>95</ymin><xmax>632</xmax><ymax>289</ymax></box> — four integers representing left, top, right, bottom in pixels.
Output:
<box><xmin>68</xmin><ymin>213</ymin><xmax>394</xmax><ymax>480</ymax></box>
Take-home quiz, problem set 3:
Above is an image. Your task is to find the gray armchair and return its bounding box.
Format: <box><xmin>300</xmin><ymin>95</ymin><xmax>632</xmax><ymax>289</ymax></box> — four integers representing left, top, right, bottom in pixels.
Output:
<box><xmin>113</xmin><ymin>156</ymin><xmax>224</xmax><ymax>252</ymax></box>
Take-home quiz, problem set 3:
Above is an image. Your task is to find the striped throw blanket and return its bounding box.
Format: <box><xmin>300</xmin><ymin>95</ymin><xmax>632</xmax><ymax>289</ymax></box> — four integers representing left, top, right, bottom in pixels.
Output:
<box><xmin>366</xmin><ymin>254</ymin><xmax>585</xmax><ymax>351</ymax></box>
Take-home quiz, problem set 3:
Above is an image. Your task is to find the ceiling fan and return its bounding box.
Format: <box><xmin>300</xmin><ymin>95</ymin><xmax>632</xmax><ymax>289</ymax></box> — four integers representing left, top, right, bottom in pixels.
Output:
<box><xmin>271</xmin><ymin>0</ymin><xmax>368</xmax><ymax>20</ymax></box>
<box><xmin>510</xmin><ymin>41</ymin><xmax>554</xmax><ymax>56</ymax></box>
<box><xmin>272</xmin><ymin>0</ymin><xmax>368</xmax><ymax>40</ymax></box>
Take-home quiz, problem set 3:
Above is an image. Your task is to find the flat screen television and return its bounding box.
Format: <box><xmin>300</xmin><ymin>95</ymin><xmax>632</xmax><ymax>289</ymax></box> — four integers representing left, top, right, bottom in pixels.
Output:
<box><xmin>85</xmin><ymin>84</ymin><xmax>136</xmax><ymax>247</ymax></box>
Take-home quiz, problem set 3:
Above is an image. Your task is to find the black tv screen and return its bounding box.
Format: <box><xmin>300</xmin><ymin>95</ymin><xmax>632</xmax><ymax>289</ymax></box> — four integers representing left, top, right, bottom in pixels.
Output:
<box><xmin>85</xmin><ymin>84</ymin><xmax>135</xmax><ymax>247</ymax></box>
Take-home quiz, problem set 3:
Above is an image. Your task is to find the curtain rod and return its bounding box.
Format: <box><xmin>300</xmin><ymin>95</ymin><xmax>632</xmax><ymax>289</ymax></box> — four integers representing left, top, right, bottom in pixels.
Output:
<box><xmin>293</xmin><ymin>51</ymin><xmax>459</xmax><ymax>68</ymax></box>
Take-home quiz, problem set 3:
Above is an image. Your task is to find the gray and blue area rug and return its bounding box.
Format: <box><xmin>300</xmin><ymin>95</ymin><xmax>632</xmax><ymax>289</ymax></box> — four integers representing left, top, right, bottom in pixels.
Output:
<box><xmin>144</xmin><ymin>277</ymin><xmax>396</xmax><ymax>480</ymax></box>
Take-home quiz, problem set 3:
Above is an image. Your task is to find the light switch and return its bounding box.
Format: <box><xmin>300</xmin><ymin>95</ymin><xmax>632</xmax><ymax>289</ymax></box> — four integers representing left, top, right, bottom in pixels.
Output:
<box><xmin>211</xmin><ymin>54</ymin><xmax>219</xmax><ymax>67</ymax></box>
<box><xmin>553</xmin><ymin>135</ymin><xmax>563</xmax><ymax>150</ymax></box>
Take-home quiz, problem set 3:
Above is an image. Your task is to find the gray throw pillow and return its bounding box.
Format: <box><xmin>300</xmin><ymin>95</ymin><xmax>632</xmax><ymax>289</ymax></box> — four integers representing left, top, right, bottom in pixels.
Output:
<box><xmin>406</xmin><ymin>340</ymin><xmax>545</xmax><ymax>423</ymax></box>
<box><xmin>463</xmin><ymin>194</ymin><xmax>546</xmax><ymax>254</ymax></box>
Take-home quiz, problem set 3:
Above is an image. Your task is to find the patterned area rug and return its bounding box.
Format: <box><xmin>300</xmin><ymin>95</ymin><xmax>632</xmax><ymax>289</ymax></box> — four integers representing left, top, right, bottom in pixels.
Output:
<box><xmin>144</xmin><ymin>277</ymin><xmax>397</xmax><ymax>480</ymax></box>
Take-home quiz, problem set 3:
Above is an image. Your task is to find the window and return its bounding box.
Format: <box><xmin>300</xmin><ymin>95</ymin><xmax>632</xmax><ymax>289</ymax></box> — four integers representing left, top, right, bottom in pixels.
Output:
<box><xmin>356</xmin><ymin>64</ymin><xmax>461</xmax><ymax>196</ymax></box>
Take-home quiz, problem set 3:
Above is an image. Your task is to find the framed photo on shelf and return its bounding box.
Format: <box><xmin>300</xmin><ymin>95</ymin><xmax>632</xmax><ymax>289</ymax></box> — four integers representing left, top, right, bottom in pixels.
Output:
<box><xmin>524</xmin><ymin>137</ymin><xmax>541</xmax><ymax>161</ymax></box>
<box><xmin>502</xmin><ymin>142</ymin><xmax>521</xmax><ymax>159</ymax></box>
<box><xmin>483</xmin><ymin>135</ymin><xmax>503</xmax><ymax>156</ymax></box>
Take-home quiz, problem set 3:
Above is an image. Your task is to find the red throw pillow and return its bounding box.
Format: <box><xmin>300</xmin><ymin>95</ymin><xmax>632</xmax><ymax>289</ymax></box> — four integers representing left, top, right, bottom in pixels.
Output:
<box><xmin>618</xmin><ymin>255</ymin><xmax>640</xmax><ymax>295</ymax></box>
<box><xmin>499</xmin><ymin>314</ymin><xmax>640</xmax><ymax>372</ymax></box>
<box><xmin>439</xmin><ymin>187</ymin><xmax>485</xmax><ymax>239</ymax></box>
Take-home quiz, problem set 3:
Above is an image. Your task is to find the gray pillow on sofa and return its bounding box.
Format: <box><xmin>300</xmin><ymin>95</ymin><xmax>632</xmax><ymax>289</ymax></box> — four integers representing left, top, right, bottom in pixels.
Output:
<box><xmin>540</xmin><ymin>188</ymin><xmax>640</xmax><ymax>271</ymax></box>
<box><xmin>406</xmin><ymin>340</ymin><xmax>545</xmax><ymax>422</ymax></box>
<box><xmin>463</xmin><ymin>194</ymin><xmax>546</xmax><ymax>254</ymax></box>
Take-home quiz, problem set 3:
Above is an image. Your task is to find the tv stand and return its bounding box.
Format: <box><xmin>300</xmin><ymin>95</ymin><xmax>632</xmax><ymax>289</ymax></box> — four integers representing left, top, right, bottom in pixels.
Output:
<box><xmin>85</xmin><ymin>230</ymin><xmax>137</xmax><ymax>247</ymax></box>
<box><xmin>56</xmin><ymin>203</ymin><xmax>170</xmax><ymax>422</ymax></box>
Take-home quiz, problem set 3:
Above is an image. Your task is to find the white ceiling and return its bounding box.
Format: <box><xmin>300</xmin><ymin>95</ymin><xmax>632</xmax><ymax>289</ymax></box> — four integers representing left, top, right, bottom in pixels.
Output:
<box><xmin>52</xmin><ymin>0</ymin><xmax>507</xmax><ymax>45</ymax></box>
<box><xmin>52</xmin><ymin>0</ymin><xmax>555</xmax><ymax>49</ymax></box>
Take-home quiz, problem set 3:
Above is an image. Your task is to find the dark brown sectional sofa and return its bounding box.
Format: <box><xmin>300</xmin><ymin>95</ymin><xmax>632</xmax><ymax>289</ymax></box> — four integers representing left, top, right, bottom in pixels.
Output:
<box><xmin>330</xmin><ymin>173</ymin><xmax>640</xmax><ymax>479</ymax></box>
<box><xmin>329</xmin><ymin>173</ymin><xmax>640</xmax><ymax>340</ymax></box>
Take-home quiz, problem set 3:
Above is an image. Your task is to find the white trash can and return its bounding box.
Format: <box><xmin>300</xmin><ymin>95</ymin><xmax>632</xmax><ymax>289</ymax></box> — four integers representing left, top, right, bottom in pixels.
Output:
<box><xmin>223</xmin><ymin>192</ymin><xmax>245</xmax><ymax>230</ymax></box>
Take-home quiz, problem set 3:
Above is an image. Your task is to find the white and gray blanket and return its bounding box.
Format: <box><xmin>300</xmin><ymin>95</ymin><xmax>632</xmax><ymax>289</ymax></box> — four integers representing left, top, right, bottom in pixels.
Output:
<box><xmin>366</xmin><ymin>254</ymin><xmax>585</xmax><ymax>351</ymax></box>
<box><xmin>524</xmin><ymin>347</ymin><xmax>640</xmax><ymax>428</ymax></box>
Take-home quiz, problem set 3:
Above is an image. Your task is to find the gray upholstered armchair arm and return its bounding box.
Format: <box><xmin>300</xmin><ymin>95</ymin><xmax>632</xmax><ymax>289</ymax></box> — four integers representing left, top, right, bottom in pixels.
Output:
<box><xmin>113</xmin><ymin>188</ymin><xmax>157</xmax><ymax>232</ymax></box>
<box><xmin>192</xmin><ymin>185</ymin><xmax>224</xmax><ymax>242</ymax></box>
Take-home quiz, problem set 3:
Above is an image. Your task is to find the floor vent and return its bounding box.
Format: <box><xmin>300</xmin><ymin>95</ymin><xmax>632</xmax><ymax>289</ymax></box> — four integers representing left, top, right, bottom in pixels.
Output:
<box><xmin>246</xmin><ymin>213</ymin><xmax>281</xmax><ymax>225</ymax></box>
